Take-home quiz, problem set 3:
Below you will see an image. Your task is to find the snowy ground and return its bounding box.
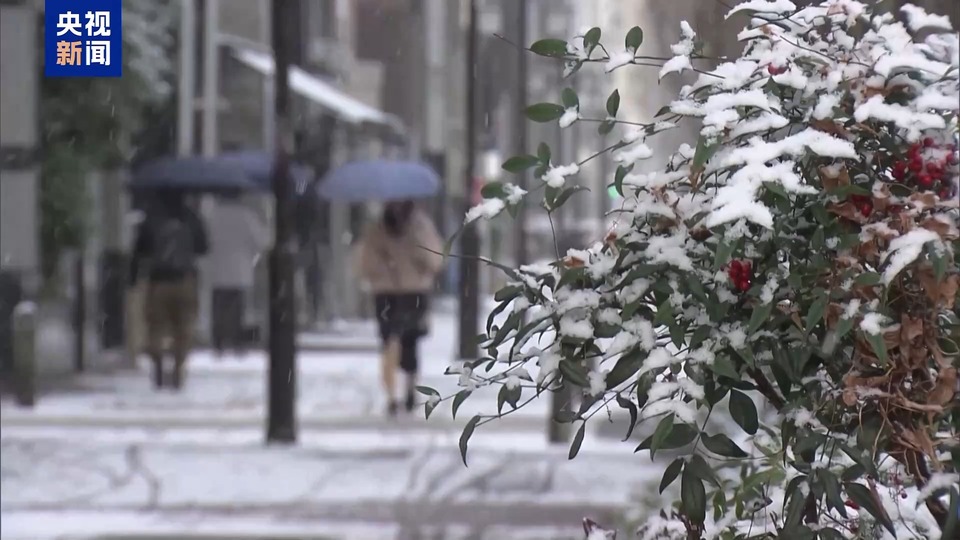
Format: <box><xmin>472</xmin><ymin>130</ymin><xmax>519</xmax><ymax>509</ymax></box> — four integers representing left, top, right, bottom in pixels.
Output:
<box><xmin>1</xmin><ymin>312</ymin><xmax>662</xmax><ymax>540</ymax></box>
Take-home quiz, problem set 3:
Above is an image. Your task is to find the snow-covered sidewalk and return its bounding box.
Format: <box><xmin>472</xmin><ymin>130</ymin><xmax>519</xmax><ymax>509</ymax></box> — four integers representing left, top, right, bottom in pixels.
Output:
<box><xmin>1</xmin><ymin>423</ymin><xmax>657</xmax><ymax>539</ymax></box>
<box><xmin>1</xmin><ymin>311</ymin><xmax>546</xmax><ymax>430</ymax></box>
<box><xmin>1</xmin><ymin>310</ymin><xmax>663</xmax><ymax>539</ymax></box>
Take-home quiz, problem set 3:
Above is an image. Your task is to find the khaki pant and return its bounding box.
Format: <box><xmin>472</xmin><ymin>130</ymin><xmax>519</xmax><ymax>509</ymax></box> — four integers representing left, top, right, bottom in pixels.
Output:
<box><xmin>145</xmin><ymin>277</ymin><xmax>197</xmax><ymax>385</ymax></box>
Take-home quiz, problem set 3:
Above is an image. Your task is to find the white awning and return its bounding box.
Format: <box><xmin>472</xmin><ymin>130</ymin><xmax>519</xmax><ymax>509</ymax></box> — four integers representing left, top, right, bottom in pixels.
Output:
<box><xmin>232</xmin><ymin>47</ymin><xmax>402</xmax><ymax>131</ymax></box>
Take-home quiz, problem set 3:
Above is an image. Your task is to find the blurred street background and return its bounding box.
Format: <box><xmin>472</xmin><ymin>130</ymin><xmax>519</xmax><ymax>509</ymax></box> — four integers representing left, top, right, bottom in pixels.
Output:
<box><xmin>0</xmin><ymin>0</ymin><xmax>954</xmax><ymax>539</ymax></box>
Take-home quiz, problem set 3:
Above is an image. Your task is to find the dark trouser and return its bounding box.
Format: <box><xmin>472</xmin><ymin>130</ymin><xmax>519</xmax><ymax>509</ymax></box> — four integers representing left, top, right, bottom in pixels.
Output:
<box><xmin>374</xmin><ymin>293</ymin><xmax>428</xmax><ymax>374</ymax></box>
<box><xmin>211</xmin><ymin>287</ymin><xmax>245</xmax><ymax>353</ymax></box>
<box><xmin>145</xmin><ymin>276</ymin><xmax>197</xmax><ymax>388</ymax></box>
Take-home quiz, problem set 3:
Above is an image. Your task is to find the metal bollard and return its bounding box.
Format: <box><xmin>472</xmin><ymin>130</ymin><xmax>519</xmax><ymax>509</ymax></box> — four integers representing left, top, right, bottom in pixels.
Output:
<box><xmin>12</xmin><ymin>301</ymin><xmax>37</xmax><ymax>407</ymax></box>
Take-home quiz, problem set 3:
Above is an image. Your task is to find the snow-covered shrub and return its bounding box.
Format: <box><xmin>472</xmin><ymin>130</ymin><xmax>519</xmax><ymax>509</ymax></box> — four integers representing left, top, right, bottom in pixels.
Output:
<box><xmin>424</xmin><ymin>2</ymin><xmax>960</xmax><ymax>539</ymax></box>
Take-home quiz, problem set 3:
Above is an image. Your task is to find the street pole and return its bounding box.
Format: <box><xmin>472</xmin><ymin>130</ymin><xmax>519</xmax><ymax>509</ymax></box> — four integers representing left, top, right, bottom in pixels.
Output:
<box><xmin>458</xmin><ymin>0</ymin><xmax>481</xmax><ymax>361</ymax></box>
<box><xmin>177</xmin><ymin>0</ymin><xmax>196</xmax><ymax>156</ymax></box>
<box><xmin>266</xmin><ymin>0</ymin><xmax>298</xmax><ymax>444</ymax></box>
<box><xmin>514</xmin><ymin>0</ymin><xmax>528</xmax><ymax>271</ymax></box>
<box><xmin>201</xmin><ymin>0</ymin><xmax>219</xmax><ymax>157</ymax></box>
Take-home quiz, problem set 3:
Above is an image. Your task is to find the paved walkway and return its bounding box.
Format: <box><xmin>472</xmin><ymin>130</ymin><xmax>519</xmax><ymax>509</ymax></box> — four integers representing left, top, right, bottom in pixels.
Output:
<box><xmin>1</xmin><ymin>312</ymin><xmax>659</xmax><ymax>540</ymax></box>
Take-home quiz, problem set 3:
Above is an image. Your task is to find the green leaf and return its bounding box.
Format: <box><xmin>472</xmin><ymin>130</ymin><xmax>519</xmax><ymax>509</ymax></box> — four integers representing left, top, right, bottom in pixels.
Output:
<box><xmin>687</xmin><ymin>454</ymin><xmax>721</xmax><ymax>488</ymax></box>
<box><xmin>502</xmin><ymin>155</ymin><xmax>540</xmax><ymax>173</ymax></box>
<box><xmin>530</xmin><ymin>38</ymin><xmax>568</xmax><ymax>58</ymax></box>
<box><xmin>709</xmin><ymin>355</ymin><xmax>740</xmax><ymax>381</ymax></box>
<box><xmin>864</xmin><ymin>331</ymin><xmax>888</xmax><ymax>365</ymax></box>
<box><xmin>747</xmin><ymin>302</ymin><xmax>774</xmax><ymax>334</ymax></box>
<box><xmin>690</xmin><ymin>325</ymin><xmax>712</xmax><ymax>349</ymax></box>
<box><xmin>537</xmin><ymin>142</ymin><xmax>551</xmax><ymax>163</ymax></box>
<box><xmin>659</xmin><ymin>458</ymin><xmax>684</xmax><ymax>494</ymax></box>
<box><xmin>853</xmin><ymin>272</ymin><xmax>882</xmax><ymax>287</ymax></box>
<box><xmin>480</xmin><ymin>181</ymin><xmax>508</xmax><ymax>199</ymax></box>
<box><xmin>650</xmin><ymin>414</ymin><xmax>676</xmax><ymax>458</ymax></box>
<box><xmin>820</xmin><ymin>470</ymin><xmax>847</xmax><ymax>518</ymax></box>
<box><xmin>636</xmin><ymin>423</ymin><xmax>698</xmax><ymax>452</ymax></box>
<box><xmin>844</xmin><ymin>482</ymin><xmax>895</xmax><ymax>535</ymax></box>
<box><xmin>616</xmin><ymin>394</ymin><xmax>639</xmax><ymax>441</ymax></box>
<box><xmin>459</xmin><ymin>415</ymin><xmax>481</xmax><ymax>466</ymax></box>
<box><xmin>614</xmin><ymin>164</ymin><xmax>631</xmax><ymax>196</ymax></box>
<box><xmin>451</xmin><ymin>389</ymin><xmax>472</xmax><ymax>420</ymax></box>
<box><xmin>784</xmin><ymin>479</ymin><xmax>806</xmax><ymax>527</ymax></box>
<box><xmin>606</xmin><ymin>89</ymin><xmax>620</xmax><ymax>117</ymax></box>
<box><xmin>493</xmin><ymin>285</ymin><xmax>522</xmax><ymax>303</ymax></box>
<box><xmin>559</xmin><ymin>360</ymin><xmax>590</xmax><ymax>387</ymax></box>
<box><xmin>692</xmin><ymin>135</ymin><xmax>720</xmax><ymax>172</ymax></box>
<box><xmin>547</xmin><ymin>185</ymin><xmax>588</xmax><ymax>212</ymax></box>
<box><xmin>702</xmin><ymin>433</ymin><xmax>748</xmax><ymax>458</ymax></box>
<box><xmin>605</xmin><ymin>350</ymin><xmax>644</xmax><ymax>390</ymax></box>
<box><xmin>763</xmin><ymin>181</ymin><xmax>790</xmax><ymax>202</ymax></box>
<box><xmin>729</xmin><ymin>390</ymin><xmax>758</xmax><ymax>435</ymax></box>
<box><xmin>654</xmin><ymin>299</ymin><xmax>675</xmax><ymax>326</ymax></box>
<box><xmin>568</xmin><ymin>422</ymin><xmax>586</xmax><ymax>459</ymax></box>
<box><xmin>654</xmin><ymin>105</ymin><xmax>671</xmax><ymax>117</ymax></box>
<box><xmin>714</xmin><ymin>238</ymin><xmax>735</xmax><ymax>270</ymax></box>
<box><xmin>561</xmin><ymin>88</ymin><xmax>579</xmax><ymax>109</ymax></box>
<box><xmin>625</xmin><ymin>26</ymin><xmax>643</xmax><ymax>51</ymax></box>
<box><xmin>416</xmin><ymin>386</ymin><xmax>440</xmax><ymax>398</ymax></box>
<box><xmin>841</xmin><ymin>464</ymin><xmax>865</xmax><ymax>482</ymax></box>
<box><xmin>598</xmin><ymin>121</ymin><xmax>614</xmax><ymax>135</ymax></box>
<box><xmin>835</xmin><ymin>316</ymin><xmax>855</xmax><ymax>341</ymax></box>
<box><xmin>804</xmin><ymin>291</ymin><xmax>828</xmax><ymax>334</ymax></box>
<box><xmin>681</xmin><ymin>465</ymin><xmax>706</xmax><ymax>525</ymax></box>
<box><xmin>525</xmin><ymin>103</ymin><xmax>565</xmax><ymax>123</ymax></box>
<box><xmin>583</xmin><ymin>27</ymin><xmax>602</xmax><ymax>54</ymax></box>
<box><xmin>684</xmin><ymin>273</ymin><xmax>708</xmax><ymax>303</ymax></box>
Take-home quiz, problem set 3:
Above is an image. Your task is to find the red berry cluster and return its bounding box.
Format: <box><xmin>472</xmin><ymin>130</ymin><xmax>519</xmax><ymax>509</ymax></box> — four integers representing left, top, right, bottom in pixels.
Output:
<box><xmin>849</xmin><ymin>194</ymin><xmax>873</xmax><ymax>217</ymax></box>
<box><xmin>767</xmin><ymin>64</ymin><xmax>787</xmax><ymax>75</ymax></box>
<box><xmin>727</xmin><ymin>259</ymin><xmax>752</xmax><ymax>292</ymax></box>
<box><xmin>890</xmin><ymin>137</ymin><xmax>959</xmax><ymax>200</ymax></box>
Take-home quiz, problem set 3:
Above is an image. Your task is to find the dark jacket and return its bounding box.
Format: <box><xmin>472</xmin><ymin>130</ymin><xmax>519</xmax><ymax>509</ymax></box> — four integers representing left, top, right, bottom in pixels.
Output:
<box><xmin>130</xmin><ymin>205</ymin><xmax>209</xmax><ymax>284</ymax></box>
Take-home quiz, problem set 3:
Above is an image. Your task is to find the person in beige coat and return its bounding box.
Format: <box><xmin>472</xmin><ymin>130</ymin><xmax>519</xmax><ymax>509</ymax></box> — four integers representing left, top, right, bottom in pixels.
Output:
<box><xmin>355</xmin><ymin>200</ymin><xmax>444</xmax><ymax>416</ymax></box>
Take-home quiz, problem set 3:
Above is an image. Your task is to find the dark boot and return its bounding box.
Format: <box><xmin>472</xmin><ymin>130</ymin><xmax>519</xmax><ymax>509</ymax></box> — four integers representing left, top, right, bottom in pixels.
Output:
<box><xmin>387</xmin><ymin>401</ymin><xmax>399</xmax><ymax>417</ymax></box>
<box><xmin>171</xmin><ymin>361</ymin><xmax>184</xmax><ymax>390</ymax></box>
<box><xmin>404</xmin><ymin>390</ymin><xmax>416</xmax><ymax>413</ymax></box>
<box><xmin>151</xmin><ymin>359</ymin><xmax>164</xmax><ymax>389</ymax></box>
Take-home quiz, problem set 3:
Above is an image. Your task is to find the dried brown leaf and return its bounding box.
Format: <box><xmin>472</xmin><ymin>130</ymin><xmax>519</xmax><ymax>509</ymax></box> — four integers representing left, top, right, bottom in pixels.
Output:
<box><xmin>828</xmin><ymin>201</ymin><xmax>868</xmax><ymax>224</ymax></box>
<box><xmin>929</xmin><ymin>367</ymin><xmax>958</xmax><ymax>407</ymax></box>
<box><xmin>921</xmin><ymin>216</ymin><xmax>959</xmax><ymax>241</ymax></box>
<box><xmin>812</xmin><ymin>120</ymin><xmax>852</xmax><ymax>139</ymax></box>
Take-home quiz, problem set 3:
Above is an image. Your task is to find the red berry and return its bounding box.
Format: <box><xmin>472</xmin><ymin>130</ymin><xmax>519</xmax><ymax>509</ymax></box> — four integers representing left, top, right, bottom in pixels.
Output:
<box><xmin>940</xmin><ymin>187</ymin><xmax>954</xmax><ymax>199</ymax></box>
<box><xmin>892</xmin><ymin>161</ymin><xmax>906</xmax><ymax>178</ymax></box>
<box><xmin>923</xmin><ymin>137</ymin><xmax>935</xmax><ymax>148</ymax></box>
<box><xmin>767</xmin><ymin>64</ymin><xmax>787</xmax><ymax>75</ymax></box>
<box><xmin>918</xmin><ymin>174</ymin><xmax>933</xmax><ymax>188</ymax></box>
<box><xmin>908</xmin><ymin>145</ymin><xmax>921</xmax><ymax>158</ymax></box>
<box><xmin>888</xmin><ymin>205</ymin><xmax>903</xmax><ymax>214</ymax></box>
<box><xmin>859</xmin><ymin>203</ymin><xmax>872</xmax><ymax>217</ymax></box>
<box><xmin>900</xmin><ymin>492</ymin><xmax>908</xmax><ymax>499</ymax></box>
<box><xmin>909</xmin><ymin>159</ymin><xmax>924</xmax><ymax>173</ymax></box>
<box><xmin>738</xmin><ymin>279</ymin><xmax>751</xmax><ymax>292</ymax></box>
<box><xmin>730</xmin><ymin>259</ymin><xmax>744</xmax><ymax>272</ymax></box>
<box><xmin>845</xmin><ymin>500</ymin><xmax>860</xmax><ymax>510</ymax></box>
<box><xmin>927</xmin><ymin>163</ymin><xmax>943</xmax><ymax>178</ymax></box>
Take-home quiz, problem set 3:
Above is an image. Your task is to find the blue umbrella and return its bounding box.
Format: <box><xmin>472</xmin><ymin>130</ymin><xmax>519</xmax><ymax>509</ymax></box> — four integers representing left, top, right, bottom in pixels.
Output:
<box><xmin>215</xmin><ymin>150</ymin><xmax>314</xmax><ymax>194</ymax></box>
<box><xmin>318</xmin><ymin>159</ymin><xmax>440</xmax><ymax>202</ymax></box>
<box><xmin>130</xmin><ymin>156</ymin><xmax>258</xmax><ymax>192</ymax></box>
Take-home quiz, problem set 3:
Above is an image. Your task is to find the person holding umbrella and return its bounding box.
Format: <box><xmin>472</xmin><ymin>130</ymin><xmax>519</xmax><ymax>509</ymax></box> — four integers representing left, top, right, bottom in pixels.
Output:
<box><xmin>354</xmin><ymin>200</ymin><xmax>444</xmax><ymax>416</ymax></box>
<box><xmin>129</xmin><ymin>191</ymin><xmax>209</xmax><ymax>389</ymax></box>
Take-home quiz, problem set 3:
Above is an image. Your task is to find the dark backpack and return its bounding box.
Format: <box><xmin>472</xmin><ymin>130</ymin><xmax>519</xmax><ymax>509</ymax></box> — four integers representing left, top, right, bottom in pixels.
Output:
<box><xmin>150</xmin><ymin>214</ymin><xmax>196</xmax><ymax>275</ymax></box>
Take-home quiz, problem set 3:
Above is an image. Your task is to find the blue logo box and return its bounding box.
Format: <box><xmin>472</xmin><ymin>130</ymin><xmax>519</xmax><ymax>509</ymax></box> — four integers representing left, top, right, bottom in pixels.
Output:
<box><xmin>44</xmin><ymin>0</ymin><xmax>123</xmax><ymax>77</ymax></box>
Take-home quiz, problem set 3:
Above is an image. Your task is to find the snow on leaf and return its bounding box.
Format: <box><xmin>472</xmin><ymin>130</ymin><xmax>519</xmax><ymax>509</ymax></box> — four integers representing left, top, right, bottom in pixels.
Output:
<box><xmin>879</xmin><ymin>228</ymin><xmax>940</xmax><ymax>284</ymax></box>
<box><xmin>726</xmin><ymin>0</ymin><xmax>797</xmax><ymax>19</ymax></box>
<box><xmin>899</xmin><ymin>4</ymin><xmax>953</xmax><ymax>33</ymax></box>
<box><xmin>722</xmin><ymin>129</ymin><xmax>857</xmax><ymax>167</ymax></box>
<box><xmin>605</xmin><ymin>50</ymin><xmax>634</xmax><ymax>73</ymax></box>
<box><xmin>541</xmin><ymin>163</ymin><xmax>580</xmax><ymax>188</ymax></box>
<box><xmin>660</xmin><ymin>56</ymin><xmax>693</xmax><ymax>79</ymax></box>
<box><xmin>559</xmin><ymin>106</ymin><xmax>580</xmax><ymax>129</ymax></box>
<box><xmin>465</xmin><ymin>198</ymin><xmax>505</xmax><ymax>224</ymax></box>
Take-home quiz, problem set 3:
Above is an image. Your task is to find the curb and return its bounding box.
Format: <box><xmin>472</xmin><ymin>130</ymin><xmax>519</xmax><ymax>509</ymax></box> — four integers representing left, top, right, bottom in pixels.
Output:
<box><xmin>0</xmin><ymin>412</ymin><xmax>548</xmax><ymax>431</ymax></box>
